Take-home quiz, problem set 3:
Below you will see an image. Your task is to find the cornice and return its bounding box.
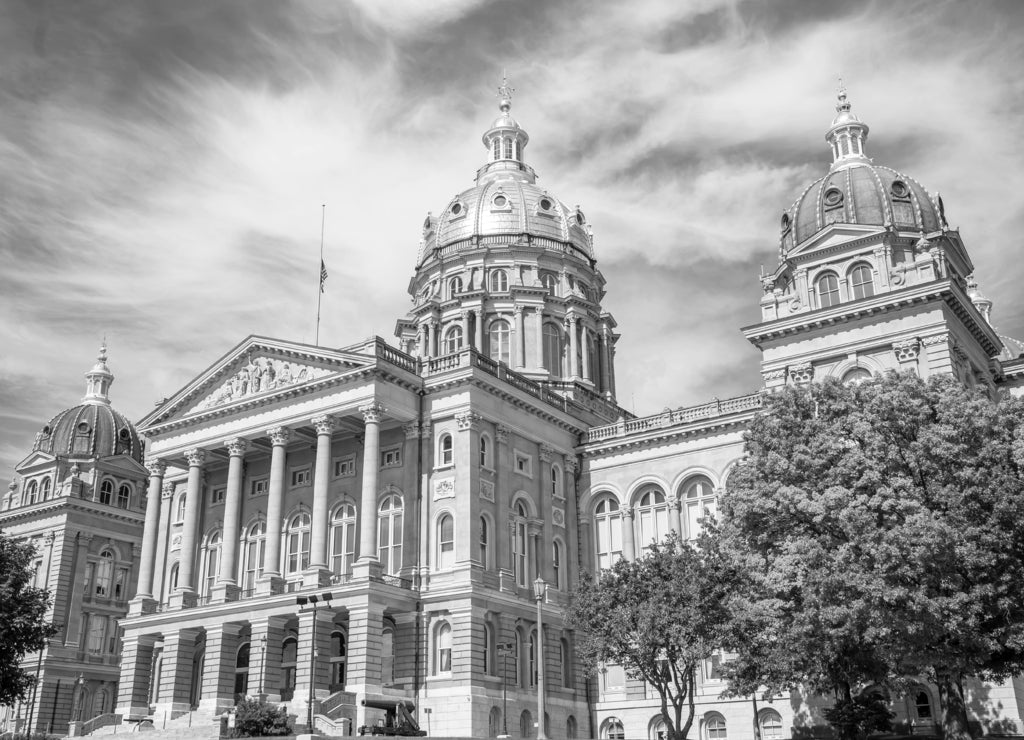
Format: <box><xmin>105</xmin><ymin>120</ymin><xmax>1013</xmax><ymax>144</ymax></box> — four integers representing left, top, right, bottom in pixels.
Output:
<box><xmin>0</xmin><ymin>497</ymin><xmax>146</xmax><ymax>528</ymax></box>
<box><xmin>579</xmin><ymin>409</ymin><xmax>757</xmax><ymax>456</ymax></box>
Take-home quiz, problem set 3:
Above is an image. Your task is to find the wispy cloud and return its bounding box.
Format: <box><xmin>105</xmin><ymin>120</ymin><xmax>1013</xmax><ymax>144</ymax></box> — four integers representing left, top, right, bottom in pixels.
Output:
<box><xmin>1</xmin><ymin>0</ymin><xmax>1023</xmax><ymax>483</ymax></box>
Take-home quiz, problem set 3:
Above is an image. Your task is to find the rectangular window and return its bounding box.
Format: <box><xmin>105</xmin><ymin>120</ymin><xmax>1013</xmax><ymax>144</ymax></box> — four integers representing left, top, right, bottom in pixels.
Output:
<box><xmin>334</xmin><ymin>455</ymin><xmax>356</xmax><ymax>478</ymax></box>
<box><xmin>210</xmin><ymin>486</ymin><xmax>226</xmax><ymax>505</ymax></box>
<box><xmin>83</xmin><ymin>562</ymin><xmax>95</xmax><ymax>597</ymax></box>
<box><xmin>290</xmin><ymin>467</ymin><xmax>311</xmax><ymax>487</ymax></box>
<box><xmin>87</xmin><ymin>614</ymin><xmax>106</xmax><ymax>654</ymax></box>
<box><xmin>513</xmin><ymin>450</ymin><xmax>532</xmax><ymax>478</ymax></box>
<box><xmin>603</xmin><ymin>664</ymin><xmax>625</xmax><ymax>693</ymax></box>
<box><xmin>114</xmin><ymin>567</ymin><xmax>129</xmax><ymax>600</ymax></box>
<box><xmin>380</xmin><ymin>447</ymin><xmax>402</xmax><ymax>468</ymax></box>
<box><xmin>250</xmin><ymin>478</ymin><xmax>268</xmax><ymax>497</ymax></box>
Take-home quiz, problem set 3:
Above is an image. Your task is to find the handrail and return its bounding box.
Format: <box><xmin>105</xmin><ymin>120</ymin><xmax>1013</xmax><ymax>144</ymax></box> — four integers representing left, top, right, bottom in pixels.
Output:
<box><xmin>81</xmin><ymin>713</ymin><xmax>122</xmax><ymax>735</ymax></box>
<box><xmin>584</xmin><ymin>392</ymin><xmax>763</xmax><ymax>443</ymax></box>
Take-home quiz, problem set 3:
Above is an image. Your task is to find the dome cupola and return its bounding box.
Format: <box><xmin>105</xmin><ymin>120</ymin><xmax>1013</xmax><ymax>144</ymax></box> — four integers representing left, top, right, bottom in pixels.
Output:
<box><xmin>826</xmin><ymin>80</ymin><xmax>870</xmax><ymax>169</ymax></box>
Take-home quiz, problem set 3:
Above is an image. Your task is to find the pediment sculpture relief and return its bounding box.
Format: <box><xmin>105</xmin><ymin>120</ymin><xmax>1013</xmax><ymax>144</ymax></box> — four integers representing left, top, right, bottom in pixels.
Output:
<box><xmin>193</xmin><ymin>356</ymin><xmax>331</xmax><ymax>412</ymax></box>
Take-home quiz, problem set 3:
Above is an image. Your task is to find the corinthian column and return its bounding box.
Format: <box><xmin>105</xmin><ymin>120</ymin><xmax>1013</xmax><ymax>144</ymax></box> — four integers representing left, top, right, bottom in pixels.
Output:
<box><xmin>567</xmin><ymin>315</ymin><xmax>580</xmax><ymax>379</ymax></box>
<box><xmin>354</xmin><ymin>402</ymin><xmax>384</xmax><ymax>577</ymax></box>
<box><xmin>259</xmin><ymin>427</ymin><xmax>290</xmax><ymax>595</ymax></box>
<box><xmin>173</xmin><ymin>448</ymin><xmax>205</xmax><ymax>607</ymax></box>
<box><xmin>307</xmin><ymin>415</ymin><xmax>336</xmax><ymax>584</ymax></box>
<box><xmin>514</xmin><ymin>307</ymin><xmax>525</xmax><ymax>369</ymax></box>
<box><xmin>215</xmin><ymin>438</ymin><xmax>247</xmax><ymax>600</ymax></box>
<box><xmin>135</xmin><ymin>458</ymin><xmax>166</xmax><ymax>603</ymax></box>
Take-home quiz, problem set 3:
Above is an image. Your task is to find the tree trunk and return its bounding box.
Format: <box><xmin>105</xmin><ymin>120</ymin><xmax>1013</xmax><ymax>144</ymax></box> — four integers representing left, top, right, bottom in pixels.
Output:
<box><xmin>836</xmin><ymin>681</ymin><xmax>857</xmax><ymax>740</ymax></box>
<box><xmin>752</xmin><ymin>695</ymin><xmax>762</xmax><ymax>740</ymax></box>
<box><xmin>936</xmin><ymin>672</ymin><xmax>974</xmax><ymax>740</ymax></box>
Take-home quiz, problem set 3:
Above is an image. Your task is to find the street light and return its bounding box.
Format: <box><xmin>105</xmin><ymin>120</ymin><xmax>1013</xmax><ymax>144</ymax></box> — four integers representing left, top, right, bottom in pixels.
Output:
<box><xmin>297</xmin><ymin>591</ymin><xmax>334</xmax><ymax>732</ymax></box>
<box><xmin>497</xmin><ymin>641</ymin><xmax>515</xmax><ymax>738</ymax></box>
<box><xmin>533</xmin><ymin>578</ymin><xmax>547</xmax><ymax>740</ymax></box>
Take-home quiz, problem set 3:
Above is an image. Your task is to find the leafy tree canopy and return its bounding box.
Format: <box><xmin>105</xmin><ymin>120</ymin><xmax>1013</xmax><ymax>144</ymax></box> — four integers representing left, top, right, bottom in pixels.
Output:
<box><xmin>0</xmin><ymin>531</ymin><xmax>59</xmax><ymax>705</ymax></box>
<box><xmin>567</xmin><ymin>533</ymin><xmax>735</xmax><ymax>740</ymax></box>
<box><xmin>720</xmin><ymin>373</ymin><xmax>1024</xmax><ymax>740</ymax></box>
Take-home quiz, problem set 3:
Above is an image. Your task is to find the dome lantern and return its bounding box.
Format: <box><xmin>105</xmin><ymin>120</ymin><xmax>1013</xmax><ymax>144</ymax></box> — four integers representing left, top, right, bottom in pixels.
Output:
<box><xmin>826</xmin><ymin>79</ymin><xmax>870</xmax><ymax>170</ymax></box>
<box><xmin>478</xmin><ymin>73</ymin><xmax>532</xmax><ymax>184</ymax></box>
<box><xmin>83</xmin><ymin>342</ymin><xmax>114</xmax><ymax>405</ymax></box>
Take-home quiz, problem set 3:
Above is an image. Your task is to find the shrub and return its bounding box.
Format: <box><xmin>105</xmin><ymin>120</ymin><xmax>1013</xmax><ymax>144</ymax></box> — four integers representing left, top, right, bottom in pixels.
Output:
<box><xmin>823</xmin><ymin>693</ymin><xmax>895</xmax><ymax>740</ymax></box>
<box><xmin>232</xmin><ymin>698</ymin><xmax>293</xmax><ymax>737</ymax></box>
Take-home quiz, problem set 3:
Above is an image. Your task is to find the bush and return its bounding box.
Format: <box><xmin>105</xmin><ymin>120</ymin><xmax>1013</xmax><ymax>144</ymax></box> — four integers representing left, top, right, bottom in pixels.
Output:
<box><xmin>823</xmin><ymin>694</ymin><xmax>895</xmax><ymax>740</ymax></box>
<box><xmin>232</xmin><ymin>698</ymin><xmax>293</xmax><ymax>737</ymax></box>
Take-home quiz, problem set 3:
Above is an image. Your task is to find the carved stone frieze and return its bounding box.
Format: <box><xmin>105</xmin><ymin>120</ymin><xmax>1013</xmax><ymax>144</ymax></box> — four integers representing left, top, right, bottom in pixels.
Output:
<box><xmin>161</xmin><ymin>481</ymin><xmax>175</xmax><ymax>499</ymax></box>
<box><xmin>433</xmin><ymin>477</ymin><xmax>456</xmax><ymax>501</ymax></box>
<box><xmin>892</xmin><ymin>339</ymin><xmax>921</xmax><ymax>363</ymax></box>
<box><xmin>455</xmin><ymin>411</ymin><xmax>483</xmax><ymax>431</ymax></box>
<box><xmin>552</xmin><ymin>507</ymin><xmax>566</xmax><ymax>528</ymax></box>
<box><xmin>194</xmin><ymin>356</ymin><xmax>331</xmax><ymax>412</ymax></box>
<box><xmin>762</xmin><ymin>368</ymin><xmax>787</xmax><ymax>381</ymax></box>
<box><xmin>479</xmin><ymin>480</ymin><xmax>495</xmax><ymax>502</ymax></box>
<box><xmin>921</xmin><ymin>333</ymin><xmax>950</xmax><ymax>348</ymax></box>
<box><xmin>788</xmin><ymin>362</ymin><xmax>813</xmax><ymax>384</ymax></box>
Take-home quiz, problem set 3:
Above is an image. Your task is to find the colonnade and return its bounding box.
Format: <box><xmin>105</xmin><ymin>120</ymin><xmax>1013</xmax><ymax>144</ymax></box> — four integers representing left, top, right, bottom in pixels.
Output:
<box><xmin>133</xmin><ymin>403</ymin><xmax>387</xmax><ymax>610</ymax></box>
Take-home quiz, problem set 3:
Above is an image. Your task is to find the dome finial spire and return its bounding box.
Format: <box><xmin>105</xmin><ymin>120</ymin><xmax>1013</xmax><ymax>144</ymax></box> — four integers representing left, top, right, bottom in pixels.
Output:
<box><xmin>826</xmin><ymin>77</ymin><xmax>869</xmax><ymax>169</ymax></box>
<box><xmin>497</xmin><ymin>70</ymin><xmax>515</xmax><ymax>113</ymax></box>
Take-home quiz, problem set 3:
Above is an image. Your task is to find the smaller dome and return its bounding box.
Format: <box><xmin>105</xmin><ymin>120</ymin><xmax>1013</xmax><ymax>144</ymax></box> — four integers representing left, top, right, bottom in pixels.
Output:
<box><xmin>999</xmin><ymin>334</ymin><xmax>1024</xmax><ymax>362</ymax></box>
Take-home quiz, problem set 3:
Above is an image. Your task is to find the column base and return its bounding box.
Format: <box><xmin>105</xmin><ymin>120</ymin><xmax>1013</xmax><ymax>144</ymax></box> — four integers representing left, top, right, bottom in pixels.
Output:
<box><xmin>301</xmin><ymin>567</ymin><xmax>332</xmax><ymax>589</ymax></box>
<box><xmin>116</xmin><ymin>704</ymin><xmax>152</xmax><ymax>721</ymax></box>
<box><xmin>211</xmin><ymin>583</ymin><xmax>240</xmax><ymax>603</ymax></box>
<box><xmin>167</xmin><ymin>589</ymin><xmax>197</xmax><ymax>610</ymax></box>
<box><xmin>256</xmin><ymin>574</ymin><xmax>285</xmax><ymax>596</ymax></box>
<box><xmin>351</xmin><ymin>558</ymin><xmax>382</xmax><ymax>580</ymax></box>
<box><xmin>128</xmin><ymin>596</ymin><xmax>158</xmax><ymax>617</ymax></box>
<box><xmin>198</xmin><ymin>697</ymin><xmax>234</xmax><ymax>715</ymax></box>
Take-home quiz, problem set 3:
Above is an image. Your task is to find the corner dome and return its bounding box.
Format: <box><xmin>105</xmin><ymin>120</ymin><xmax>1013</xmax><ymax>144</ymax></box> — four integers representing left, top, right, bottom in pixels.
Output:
<box><xmin>416</xmin><ymin>78</ymin><xmax>594</xmax><ymax>266</ymax></box>
<box><xmin>32</xmin><ymin>345</ymin><xmax>144</xmax><ymax>464</ymax></box>
<box><xmin>780</xmin><ymin>86</ymin><xmax>947</xmax><ymax>251</ymax></box>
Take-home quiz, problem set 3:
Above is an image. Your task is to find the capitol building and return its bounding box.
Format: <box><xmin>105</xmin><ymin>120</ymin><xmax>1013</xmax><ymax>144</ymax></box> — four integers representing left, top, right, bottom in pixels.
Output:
<box><xmin>2</xmin><ymin>83</ymin><xmax>1022</xmax><ymax>740</ymax></box>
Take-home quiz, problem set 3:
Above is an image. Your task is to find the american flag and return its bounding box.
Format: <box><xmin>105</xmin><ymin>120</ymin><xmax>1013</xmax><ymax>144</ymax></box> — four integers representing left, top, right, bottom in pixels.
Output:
<box><xmin>320</xmin><ymin>259</ymin><xmax>328</xmax><ymax>292</ymax></box>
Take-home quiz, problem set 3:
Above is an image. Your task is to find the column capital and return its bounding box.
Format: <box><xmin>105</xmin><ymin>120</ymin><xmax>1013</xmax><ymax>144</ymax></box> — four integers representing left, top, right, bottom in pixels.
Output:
<box><xmin>185</xmin><ymin>448</ymin><xmax>206</xmax><ymax>467</ymax></box>
<box><xmin>455</xmin><ymin>411</ymin><xmax>483</xmax><ymax>432</ymax></box>
<box><xmin>267</xmin><ymin>426</ymin><xmax>291</xmax><ymax>446</ymax></box>
<box><xmin>145</xmin><ymin>458</ymin><xmax>167</xmax><ymax>477</ymax></box>
<box><xmin>224</xmin><ymin>438</ymin><xmax>249</xmax><ymax>457</ymax></box>
<box><xmin>404</xmin><ymin>422</ymin><xmax>424</xmax><ymax>440</ymax></box>
<box><xmin>162</xmin><ymin>480</ymin><xmax>175</xmax><ymax>499</ymax></box>
<box><xmin>460</xmin><ymin>310</ymin><xmax>470</xmax><ymax>320</ymax></box>
<box><xmin>513</xmin><ymin>305</ymin><xmax>524</xmax><ymax>317</ymax></box>
<box><xmin>495</xmin><ymin>424</ymin><xmax>511</xmax><ymax>445</ymax></box>
<box><xmin>311</xmin><ymin>414</ymin><xmax>337</xmax><ymax>435</ymax></box>
<box><xmin>539</xmin><ymin>444</ymin><xmax>556</xmax><ymax>463</ymax></box>
<box><xmin>359</xmin><ymin>402</ymin><xmax>385</xmax><ymax>424</ymax></box>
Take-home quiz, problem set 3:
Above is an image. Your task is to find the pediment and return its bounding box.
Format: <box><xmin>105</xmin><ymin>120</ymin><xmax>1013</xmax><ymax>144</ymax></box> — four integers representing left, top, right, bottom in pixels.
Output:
<box><xmin>16</xmin><ymin>450</ymin><xmax>56</xmax><ymax>472</ymax></box>
<box><xmin>790</xmin><ymin>223</ymin><xmax>884</xmax><ymax>258</ymax></box>
<box><xmin>96</xmin><ymin>455</ymin><xmax>149</xmax><ymax>478</ymax></box>
<box><xmin>141</xmin><ymin>336</ymin><xmax>376</xmax><ymax>429</ymax></box>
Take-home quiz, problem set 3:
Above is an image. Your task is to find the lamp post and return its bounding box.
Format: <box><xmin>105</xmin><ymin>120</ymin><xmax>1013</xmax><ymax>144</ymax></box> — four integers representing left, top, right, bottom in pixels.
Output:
<box><xmin>258</xmin><ymin>635</ymin><xmax>267</xmax><ymax>699</ymax></box>
<box><xmin>296</xmin><ymin>591</ymin><xmax>333</xmax><ymax>732</ymax></box>
<box><xmin>497</xmin><ymin>641</ymin><xmax>515</xmax><ymax>738</ymax></box>
<box><xmin>533</xmin><ymin>578</ymin><xmax>547</xmax><ymax>740</ymax></box>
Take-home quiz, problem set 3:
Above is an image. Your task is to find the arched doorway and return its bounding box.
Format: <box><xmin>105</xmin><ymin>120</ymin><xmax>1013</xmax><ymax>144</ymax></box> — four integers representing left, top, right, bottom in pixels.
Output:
<box><xmin>234</xmin><ymin>643</ymin><xmax>251</xmax><ymax>701</ymax></box>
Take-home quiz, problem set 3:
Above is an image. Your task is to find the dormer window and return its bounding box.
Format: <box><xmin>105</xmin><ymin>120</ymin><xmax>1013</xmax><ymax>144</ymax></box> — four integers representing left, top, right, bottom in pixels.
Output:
<box><xmin>492</xmin><ymin>139</ymin><xmax>501</xmax><ymax>160</ymax></box>
<box><xmin>493</xmin><ymin>194</ymin><xmax>508</xmax><ymax>208</ymax></box>
<box><xmin>823</xmin><ymin>188</ymin><xmax>843</xmax><ymax>208</ymax></box>
<box><xmin>448</xmin><ymin>277</ymin><xmax>463</xmax><ymax>299</ymax></box>
<box><xmin>780</xmin><ymin>213</ymin><xmax>791</xmax><ymax>233</ymax></box>
<box><xmin>489</xmin><ymin>270</ymin><xmax>508</xmax><ymax>293</ymax></box>
<box><xmin>816</xmin><ymin>273</ymin><xmax>841</xmax><ymax>308</ymax></box>
<box><xmin>891</xmin><ymin>180</ymin><xmax>909</xmax><ymax>199</ymax></box>
<box><xmin>849</xmin><ymin>263</ymin><xmax>875</xmax><ymax>299</ymax></box>
<box><xmin>503</xmin><ymin>138</ymin><xmax>513</xmax><ymax>159</ymax></box>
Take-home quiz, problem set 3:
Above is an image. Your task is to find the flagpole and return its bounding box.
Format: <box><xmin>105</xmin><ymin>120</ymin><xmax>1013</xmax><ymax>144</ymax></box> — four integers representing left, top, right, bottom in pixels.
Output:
<box><xmin>316</xmin><ymin>204</ymin><xmax>326</xmax><ymax>345</ymax></box>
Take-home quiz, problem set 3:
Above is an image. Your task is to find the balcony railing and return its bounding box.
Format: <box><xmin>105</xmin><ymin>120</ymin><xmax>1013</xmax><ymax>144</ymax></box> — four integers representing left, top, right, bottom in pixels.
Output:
<box><xmin>585</xmin><ymin>392</ymin><xmax>764</xmax><ymax>443</ymax></box>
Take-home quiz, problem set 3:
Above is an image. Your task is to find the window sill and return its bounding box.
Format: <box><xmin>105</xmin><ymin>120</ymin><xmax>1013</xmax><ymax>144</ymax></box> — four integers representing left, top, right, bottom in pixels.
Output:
<box><xmin>434</xmin><ymin>463</ymin><xmax>455</xmax><ymax>473</ymax></box>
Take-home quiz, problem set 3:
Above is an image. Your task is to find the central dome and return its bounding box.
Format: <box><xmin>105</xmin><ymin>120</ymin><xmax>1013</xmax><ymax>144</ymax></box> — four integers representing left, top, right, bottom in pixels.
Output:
<box><xmin>416</xmin><ymin>86</ymin><xmax>594</xmax><ymax>266</ymax></box>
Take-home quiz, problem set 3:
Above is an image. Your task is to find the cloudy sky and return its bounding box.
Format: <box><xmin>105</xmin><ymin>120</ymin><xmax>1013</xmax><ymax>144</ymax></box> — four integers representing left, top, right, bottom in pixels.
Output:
<box><xmin>2</xmin><ymin>0</ymin><xmax>1023</xmax><ymax>484</ymax></box>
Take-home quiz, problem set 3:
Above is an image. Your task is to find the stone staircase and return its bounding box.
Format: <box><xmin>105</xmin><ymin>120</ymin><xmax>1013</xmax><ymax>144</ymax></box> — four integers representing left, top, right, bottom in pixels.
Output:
<box><xmin>87</xmin><ymin>708</ymin><xmax>221</xmax><ymax>739</ymax></box>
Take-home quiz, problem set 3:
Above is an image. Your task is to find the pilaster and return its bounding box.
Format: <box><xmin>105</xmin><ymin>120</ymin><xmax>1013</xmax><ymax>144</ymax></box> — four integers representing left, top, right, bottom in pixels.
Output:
<box><xmin>116</xmin><ymin>634</ymin><xmax>157</xmax><ymax>718</ymax></box>
<box><xmin>199</xmin><ymin>623</ymin><xmax>243</xmax><ymax>713</ymax></box>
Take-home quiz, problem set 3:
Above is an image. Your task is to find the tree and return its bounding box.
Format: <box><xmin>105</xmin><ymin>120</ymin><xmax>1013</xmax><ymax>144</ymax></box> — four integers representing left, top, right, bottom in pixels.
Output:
<box><xmin>0</xmin><ymin>531</ymin><xmax>59</xmax><ymax>705</ymax></box>
<box><xmin>566</xmin><ymin>533</ymin><xmax>734</xmax><ymax>740</ymax></box>
<box><xmin>720</xmin><ymin>372</ymin><xmax>1024</xmax><ymax>740</ymax></box>
<box><xmin>232</xmin><ymin>697</ymin><xmax>293</xmax><ymax>737</ymax></box>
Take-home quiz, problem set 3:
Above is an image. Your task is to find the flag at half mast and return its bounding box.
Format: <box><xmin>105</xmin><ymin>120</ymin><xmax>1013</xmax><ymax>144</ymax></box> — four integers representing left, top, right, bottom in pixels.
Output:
<box><xmin>320</xmin><ymin>259</ymin><xmax>328</xmax><ymax>293</ymax></box>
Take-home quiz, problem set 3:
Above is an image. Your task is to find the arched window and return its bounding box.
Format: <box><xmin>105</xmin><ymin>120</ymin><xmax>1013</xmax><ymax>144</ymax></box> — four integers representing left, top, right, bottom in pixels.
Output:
<box><xmin>550</xmin><ymin>464</ymin><xmax>561</xmax><ymax>498</ymax></box>
<box><xmin>602</xmin><ymin>718</ymin><xmax>625</xmax><ymax>740</ymax></box>
<box><xmin>479</xmin><ymin>516</ymin><xmax>490</xmax><ymax>568</ymax></box>
<box><xmin>594</xmin><ymin>496</ymin><xmax>623</xmax><ymax>570</ymax></box>
<box><xmin>117</xmin><ymin>483</ymin><xmax>131</xmax><ymax>509</ymax></box>
<box><xmin>330</xmin><ymin>505</ymin><xmax>356</xmax><ymax>579</ymax></box>
<box><xmin>241</xmin><ymin>521</ymin><xmax>266</xmax><ymax>591</ymax></box>
<box><xmin>635</xmin><ymin>487</ymin><xmax>670</xmax><ymax>549</ymax></box>
<box><xmin>281</xmin><ymin>636</ymin><xmax>298</xmax><ymax>697</ymax></box>
<box><xmin>706</xmin><ymin>714</ymin><xmax>727</xmax><ymax>740</ymax></box>
<box><xmin>202</xmin><ymin>531</ymin><xmax>222</xmax><ymax>596</ymax></box>
<box><xmin>542</xmin><ymin>323</ymin><xmax>563</xmax><ymax>374</ymax></box>
<box><xmin>759</xmin><ymin>710</ymin><xmax>784</xmax><ymax>740</ymax></box>
<box><xmin>285</xmin><ymin>512</ymin><xmax>311</xmax><ymax>574</ymax></box>
<box><xmin>438</xmin><ymin>433</ymin><xmax>454</xmax><ymax>467</ymax></box>
<box><xmin>560</xmin><ymin>637</ymin><xmax>572</xmax><ymax>688</ymax></box>
<box><xmin>914</xmin><ymin>690</ymin><xmax>933</xmax><ymax>720</ymax></box>
<box><xmin>490</xmin><ymin>270</ymin><xmax>508</xmax><ymax>293</ymax></box>
<box><xmin>489</xmin><ymin>320</ymin><xmax>511</xmax><ymax>364</ymax></box>
<box><xmin>567</xmin><ymin>716</ymin><xmax>578</xmax><ymax>740</ymax></box>
<box><xmin>168</xmin><ymin>562</ymin><xmax>179</xmax><ymax>591</ymax></box>
<box><xmin>479</xmin><ymin>434</ymin><xmax>491</xmax><ymax>468</ymax></box>
<box><xmin>26</xmin><ymin>480</ymin><xmax>38</xmax><ymax>504</ymax></box>
<box><xmin>382</xmin><ymin>623</ymin><xmax>395</xmax><ymax>684</ymax></box>
<box><xmin>483</xmin><ymin>622</ymin><xmax>495</xmax><ymax>675</ymax></box>
<box><xmin>444</xmin><ymin>325</ymin><xmax>464</xmax><ymax>354</ymax></box>
<box><xmin>99</xmin><ymin>479</ymin><xmax>114</xmax><ymax>505</ymax></box>
<box><xmin>448</xmin><ymin>276</ymin><xmax>463</xmax><ymax>299</ymax></box>
<box><xmin>502</xmin><ymin>138</ymin><xmax>512</xmax><ymax>160</ymax></box>
<box><xmin>541</xmin><ymin>273</ymin><xmax>558</xmax><ymax>296</ymax></box>
<box><xmin>39</xmin><ymin>478</ymin><xmax>51</xmax><ymax>501</ymax></box>
<box><xmin>175</xmin><ymin>493</ymin><xmax>186</xmax><ymax>522</ymax></box>
<box><xmin>378</xmin><ymin>495</ymin><xmax>404</xmax><ymax>576</ymax></box>
<box><xmin>681</xmin><ymin>477</ymin><xmax>716</xmax><ymax>541</ymax></box>
<box><xmin>234</xmin><ymin>642</ymin><xmax>250</xmax><ymax>698</ymax></box>
<box><xmin>492</xmin><ymin>139</ymin><xmax>501</xmax><ymax>160</ymax></box>
<box><xmin>94</xmin><ymin>549</ymin><xmax>115</xmax><ymax>596</ymax></box>
<box><xmin>435</xmin><ymin>622</ymin><xmax>452</xmax><ymax>674</ymax></box>
<box><xmin>816</xmin><ymin>272</ymin><xmax>841</xmax><ymax>308</ymax></box>
<box><xmin>490</xmin><ymin>707</ymin><xmax>502</xmax><ymax>738</ymax></box>
<box><xmin>330</xmin><ymin>630</ymin><xmax>347</xmax><ymax>687</ymax></box>
<box><xmin>842</xmin><ymin>367</ymin><xmax>872</xmax><ymax>385</ymax></box>
<box><xmin>849</xmin><ymin>263</ymin><xmax>875</xmax><ymax>299</ymax></box>
<box><xmin>651</xmin><ymin>718</ymin><xmax>667</xmax><ymax>740</ymax></box>
<box><xmin>437</xmin><ymin>513</ymin><xmax>455</xmax><ymax>569</ymax></box>
<box><xmin>514</xmin><ymin>630</ymin><xmax>524</xmax><ymax>686</ymax></box>
<box><xmin>552</xmin><ymin>540</ymin><xmax>564</xmax><ymax>590</ymax></box>
<box><xmin>512</xmin><ymin>500</ymin><xmax>529</xmax><ymax>587</ymax></box>
<box><xmin>529</xmin><ymin>630</ymin><xmax>538</xmax><ymax>687</ymax></box>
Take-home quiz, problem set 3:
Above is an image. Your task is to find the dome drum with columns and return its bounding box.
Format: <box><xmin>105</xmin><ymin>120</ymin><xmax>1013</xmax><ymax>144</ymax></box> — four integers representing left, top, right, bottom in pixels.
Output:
<box><xmin>398</xmin><ymin>81</ymin><xmax>619</xmax><ymax>399</ymax></box>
